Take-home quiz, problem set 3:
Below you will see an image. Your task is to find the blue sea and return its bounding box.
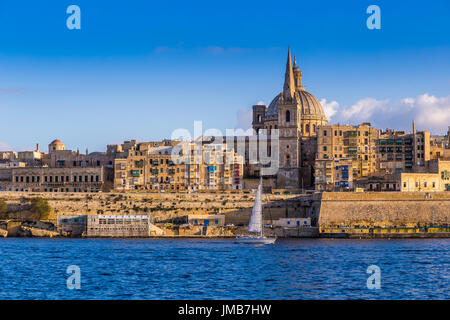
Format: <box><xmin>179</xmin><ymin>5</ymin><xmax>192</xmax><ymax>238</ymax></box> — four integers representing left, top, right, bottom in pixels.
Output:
<box><xmin>0</xmin><ymin>238</ymin><xmax>448</xmax><ymax>300</ymax></box>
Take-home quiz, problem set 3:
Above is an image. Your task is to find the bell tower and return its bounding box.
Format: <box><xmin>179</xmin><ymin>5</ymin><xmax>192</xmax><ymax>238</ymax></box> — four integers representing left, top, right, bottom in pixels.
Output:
<box><xmin>277</xmin><ymin>48</ymin><xmax>301</xmax><ymax>188</ymax></box>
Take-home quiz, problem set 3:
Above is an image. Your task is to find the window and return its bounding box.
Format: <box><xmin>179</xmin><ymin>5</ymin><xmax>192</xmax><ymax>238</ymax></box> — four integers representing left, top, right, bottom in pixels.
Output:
<box><xmin>305</xmin><ymin>124</ymin><xmax>309</xmax><ymax>133</ymax></box>
<box><xmin>323</xmin><ymin>130</ymin><xmax>327</xmax><ymax>136</ymax></box>
<box><xmin>286</xmin><ymin>110</ymin><xmax>290</xmax><ymax>122</ymax></box>
<box><xmin>313</xmin><ymin>125</ymin><xmax>316</xmax><ymax>133</ymax></box>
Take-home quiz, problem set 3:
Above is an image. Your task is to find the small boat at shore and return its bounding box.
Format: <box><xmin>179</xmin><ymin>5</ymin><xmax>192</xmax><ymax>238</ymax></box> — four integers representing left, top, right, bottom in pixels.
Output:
<box><xmin>235</xmin><ymin>177</ymin><xmax>276</xmax><ymax>245</ymax></box>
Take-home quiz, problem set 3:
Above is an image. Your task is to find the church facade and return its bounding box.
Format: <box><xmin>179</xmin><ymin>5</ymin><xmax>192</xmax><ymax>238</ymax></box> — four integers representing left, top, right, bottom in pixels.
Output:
<box><xmin>252</xmin><ymin>49</ymin><xmax>327</xmax><ymax>188</ymax></box>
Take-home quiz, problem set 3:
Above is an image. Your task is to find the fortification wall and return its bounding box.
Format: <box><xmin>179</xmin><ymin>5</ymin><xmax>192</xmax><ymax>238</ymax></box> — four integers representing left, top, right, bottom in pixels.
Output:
<box><xmin>318</xmin><ymin>192</ymin><xmax>450</xmax><ymax>228</ymax></box>
<box><xmin>0</xmin><ymin>191</ymin><xmax>308</xmax><ymax>223</ymax></box>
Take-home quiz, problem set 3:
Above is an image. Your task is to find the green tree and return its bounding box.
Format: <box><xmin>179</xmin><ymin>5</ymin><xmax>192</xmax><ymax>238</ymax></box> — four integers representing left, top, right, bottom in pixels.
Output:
<box><xmin>0</xmin><ymin>199</ymin><xmax>7</xmax><ymax>219</ymax></box>
<box><xmin>30</xmin><ymin>197</ymin><xmax>51</xmax><ymax>221</ymax></box>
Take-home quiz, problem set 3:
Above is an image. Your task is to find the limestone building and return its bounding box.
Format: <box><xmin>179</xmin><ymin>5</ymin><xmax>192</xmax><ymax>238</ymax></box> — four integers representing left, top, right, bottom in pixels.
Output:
<box><xmin>252</xmin><ymin>49</ymin><xmax>327</xmax><ymax>188</ymax></box>
<box><xmin>377</xmin><ymin>125</ymin><xmax>430</xmax><ymax>174</ymax></box>
<box><xmin>113</xmin><ymin>139</ymin><xmax>243</xmax><ymax>191</ymax></box>
<box><xmin>0</xmin><ymin>139</ymin><xmax>115</xmax><ymax>192</ymax></box>
<box><xmin>315</xmin><ymin>123</ymin><xmax>379</xmax><ymax>190</ymax></box>
<box><xmin>113</xmin><ymin>140</ymin><xmax>186</xmax><ymax>191</ymax></box>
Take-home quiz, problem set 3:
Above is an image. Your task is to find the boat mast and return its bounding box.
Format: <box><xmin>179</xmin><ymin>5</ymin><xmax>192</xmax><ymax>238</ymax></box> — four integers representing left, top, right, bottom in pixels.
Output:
<box><xmin>260</xmin><ymin>176</ymin><xmax>263</xmax><ymax>238</ymax></box>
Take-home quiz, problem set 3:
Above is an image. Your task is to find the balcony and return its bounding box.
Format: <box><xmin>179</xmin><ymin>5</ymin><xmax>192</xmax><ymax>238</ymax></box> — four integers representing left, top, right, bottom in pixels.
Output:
<box><xmin>130</xmin><ymin>170</ymin><xmax>140</xmax><ymax>177</ymax></box>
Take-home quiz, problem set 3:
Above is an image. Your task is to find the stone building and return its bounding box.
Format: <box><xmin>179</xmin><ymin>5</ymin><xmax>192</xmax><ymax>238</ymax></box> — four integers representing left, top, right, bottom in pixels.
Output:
<box><xmin>315</xmin><ymin>158</ymin><xmax>353</xmax><ymax>191</ymax></box>
<box><xmin>57</xmin><ymin>214</ymin><xmax>165</xmax><ymax>237</ymax></box>
<box><xmin>0</xmin><ymin>139</ymin><xmax>115</xmax><ymax>192</ymax></box>
<box><xmin>188</xmin><ymin>143</ymin><xmax>244</xmax><ymax>191</ymax></box>
<box><xmin>430</xmin><ymin>133</ymin><xmax>450</xmax><ymax>160</ymax></box>
<box><xmin>43</xmin><ymin>139</ymin><xmax>118</xmax><ymax>169</ymax></box>
<box><xmin>252</xmin><ymin>48</ymin><xmax>327</xmax><ymax>188</ymax></box>
<box><xmin>377</xmin><ymin>125</ymin><xmax>430</xmax><ymax>174</ymax></box>
<box><xmin>86</xmin><ymin>215</ymin><xmax>152</xmax><ymax>237</ymax></box>
<box><xmin>354</xmin><ymin>159</ymin><xmax>450</xmax><ymax>192</ymax></box>
<box><xmin>113</xmin><ymin>139</ymin><xmax>243</xmax><ymax>191</ymax></box>
<box><xmin>0</xmin><ymin>166</ymin><xmax>112</xmax><ymax>192</ymax></box>
<box><xmin>314</xmin><ymin>121</ymin><xmax>436</xmax><ymax>191</ymax></box>
<box><xmin>113</xmin><ymin>140</ymin><xmax>186</xmax><ymax>191</ymax></box>
<box><xmin>0</xmin><ymin>151</ymin><xmax>17</xmax><ymax>161</ymax></box>
<box><xmin>315</xmin><ymin>123</ymin><xmax>379</xmax><ymax>189</ymax></box>
<box><xmin>17</xmin><ymin>144</ymin><xmax>42</xmax><ymax>166</ymax></box>
<box><xmin>400</xmin><ymin>159</ymin><xmax>450</xmax><ymax>192</ymax></box>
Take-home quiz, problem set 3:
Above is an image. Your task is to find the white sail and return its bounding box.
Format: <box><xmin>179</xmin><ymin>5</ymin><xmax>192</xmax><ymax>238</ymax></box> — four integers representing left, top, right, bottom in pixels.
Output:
<box><xmin>248</xmin><ymin>178</ymin><xmax>263</xmax><ymax>234</ymax></box>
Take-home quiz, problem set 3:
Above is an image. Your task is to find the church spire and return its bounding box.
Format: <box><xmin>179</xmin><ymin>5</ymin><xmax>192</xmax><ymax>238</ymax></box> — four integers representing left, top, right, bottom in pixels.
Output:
<box><xmin>293</xmin><ymin>55</ymin><xmax>304</xmax><ymax>91</ymax></box>
<box><xmin>283</xmin><ymin>48</ymin><xmax>295</xmax><ymax>100</ymax></box>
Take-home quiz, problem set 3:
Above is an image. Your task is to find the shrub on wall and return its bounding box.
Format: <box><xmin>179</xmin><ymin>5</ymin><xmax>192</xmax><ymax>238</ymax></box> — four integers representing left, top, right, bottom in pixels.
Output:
<box><xmin>30</xmin><ymin>197</ymin><xmax>51</xmax><ymax>221</ymax></box>
<box><xmin>0</xmin><ymin>199</ymin><xmax>7</xmax><ymax>219</ymax></box>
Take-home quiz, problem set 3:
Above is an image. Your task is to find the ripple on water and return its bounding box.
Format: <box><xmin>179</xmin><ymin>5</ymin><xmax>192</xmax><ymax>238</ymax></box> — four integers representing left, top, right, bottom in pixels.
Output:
<box><xmin>0</xmin><ymin>238</ymin><xmax>448</xmax><ymax>300</ymax></box>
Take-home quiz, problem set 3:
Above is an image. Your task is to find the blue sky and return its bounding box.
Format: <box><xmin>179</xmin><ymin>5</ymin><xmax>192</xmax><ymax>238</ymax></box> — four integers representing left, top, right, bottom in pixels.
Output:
<box><xmin>0</xmin><ymin>0</ymin><xmax>449</xmax><ymax>152</ymax></box>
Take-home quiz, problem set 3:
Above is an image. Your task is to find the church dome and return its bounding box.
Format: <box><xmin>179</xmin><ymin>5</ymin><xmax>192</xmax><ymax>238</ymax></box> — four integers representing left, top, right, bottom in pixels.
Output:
<box><xmin>49</xmin><ymin>139</ymin><xmax>66</xmax><ymax>152</ymax></box>
<box><xmin>266</xmin><ymin>89</ymin><xmax>326</xmax><ymax>120</ymax></box>
<box><xmin>298</xmin><ymin>89</ymin><xmax>326</xmax><ymax>118</ymax></box>
<box><xmin>50</xmin><ymin>139</ymin><xmax>63</xmax><ymax>145</ymax></box>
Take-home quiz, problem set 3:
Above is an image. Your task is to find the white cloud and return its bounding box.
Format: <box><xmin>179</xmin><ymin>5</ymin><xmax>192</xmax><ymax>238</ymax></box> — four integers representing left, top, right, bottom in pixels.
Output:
<box><xmin>323</xmin><ymin>93</ymin><xmax>450</xmax><ymax>135</ymax></box>
<box><xmin>319</xmin><ymin>98</ymin><xmax>339</xmax><ymax>120</ymax></box>
<box><xmin>413</xmin><ymin>94</ymin><xmax>450</xmax><ymax>133</ymax></box>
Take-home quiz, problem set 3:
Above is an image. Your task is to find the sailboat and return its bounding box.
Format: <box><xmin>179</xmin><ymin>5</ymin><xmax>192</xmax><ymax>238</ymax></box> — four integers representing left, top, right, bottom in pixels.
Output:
<box><xmin>235</xmin><ymin>177</ymin><xmax>276</xmax><ymax>244</ymax></box>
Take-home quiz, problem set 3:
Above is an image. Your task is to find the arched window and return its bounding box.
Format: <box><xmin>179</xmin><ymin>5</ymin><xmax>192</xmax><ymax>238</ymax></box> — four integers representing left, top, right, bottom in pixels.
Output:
<box><xmin>286</xmin><ymin>154</ymin><xmax>291</xmax><ymax>167</ymax></box>
<box><xmin>286</xmin><ymin>110</ymin><xmax>290</xmax><ymax>122</ymax></box>
<box><xmin>313</xmin><ymin>124</ymin><xmax>316</xmax><ymax>133</ymax></box>
<box><xmin>257</xmin><ymin>115</ymin><xmax>262</xmax><ymax>123</ymax></box>
<box><xmin>306</xmin><ymin>124</ymin><xmax>310</xmax><ymax>133</ymax></box>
